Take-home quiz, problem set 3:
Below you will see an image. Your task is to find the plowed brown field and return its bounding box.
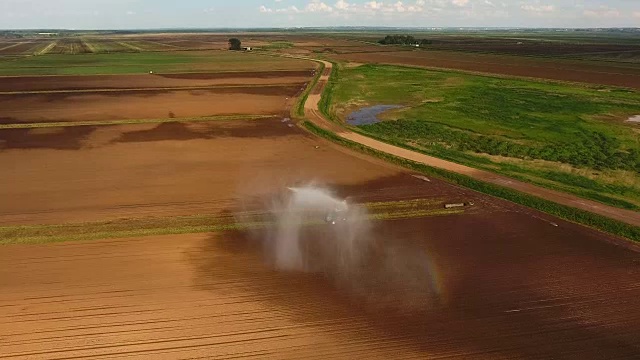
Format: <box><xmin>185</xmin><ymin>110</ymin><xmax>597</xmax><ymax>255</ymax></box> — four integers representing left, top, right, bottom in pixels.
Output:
<box><xmin>2</xmin><ymin>45</ymin><xmax>639</xmax><ymax>359</ymax></box>
<box><xmin>0</xmin><ymin>71</ymin><xmax>314</xmax><ymax>92</ymax></box>
<box><xmin>1</xmin><ymin>209</ymin><xmax>638</xmax><ymax>359</ymax></box>
<box><xmin>0</xmin><ymin>119</ymin><xmax>404</xmax><ymax>224</ymax></box>
<box><xmin>331</xmin><ymin>50</ymin><xmax>640</xmax><ymax>89</ymax></box>
<box><xmin>0</xmin><ymin>86</ymin><xmax>303</xmax><ymax>123</ymax></box>
<box><xmin>0</xmin><ymin>41</ymin><xmax>40</xmax><ymax>55</ymax></box>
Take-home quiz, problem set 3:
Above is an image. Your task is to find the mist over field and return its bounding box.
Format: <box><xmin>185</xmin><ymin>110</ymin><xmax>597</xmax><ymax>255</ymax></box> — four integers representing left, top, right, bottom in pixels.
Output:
<box><xmin>235</xmin><ymin>184</ymin><xmax>440</xmax><ymax>310</ymax></box>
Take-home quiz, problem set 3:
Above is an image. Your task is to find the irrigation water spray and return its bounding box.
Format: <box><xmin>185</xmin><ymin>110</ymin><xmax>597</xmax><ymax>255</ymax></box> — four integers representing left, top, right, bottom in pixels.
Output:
<box><xmin>237</xmin><ymin>183</ymin><xmax>440</xmax><ymax>310</ymax></box>
<box><xmin>268</xmin><ymin>185</ymin><xmax>371</xmax><ymax>278</ymax></box>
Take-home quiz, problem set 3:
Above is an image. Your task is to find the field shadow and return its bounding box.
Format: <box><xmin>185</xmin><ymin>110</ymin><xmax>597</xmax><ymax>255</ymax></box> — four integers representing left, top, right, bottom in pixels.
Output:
<box><xmin>112</xmin><ymin>120</ymin><xmax>292</xmax><ymax>143</ymax></box>
<box><xmin>0</xmin><ymin>117</ymin><xmax>19</xmax><ymax>125</ymax></box>
<box><xmin>158</xmin><ymin>70</ymin><xmax>312</xmax><ymax>80</ymax></box>
<box><xmin>0</xmin><ymin>126</ymin><xmax>97</xmax><ymax>150</ymax></box>
<box><xmin>187</xmin><ymin>175</ymin><xmax>640</xmax><ymax>358</ymax></box>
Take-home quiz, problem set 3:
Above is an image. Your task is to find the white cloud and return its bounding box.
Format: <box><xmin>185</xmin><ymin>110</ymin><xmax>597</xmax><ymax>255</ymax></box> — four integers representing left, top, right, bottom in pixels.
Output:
<box><xmin>521</xmin><ymin>4</ymin><xmax>554</xmax><ymax>13</ymax></box>
<box><xmin>306</xmin><ymin>0</ymin><xmax>333</xmax><ymax>12</ymax></box>
<box><xmin>583</xmin><ymin>6</ymin><xmax>621</xmax><ymax>18</ymax></box>
<box><xmin>393</xmin><ymin>1</ymin><xmax>406</xmax><ymax>12</ymax></box>
<box><xmin>452</xmin><ymin>0</ymin><xmax>469</xmax><ymax>7</ymax></box>
<box><xmin>277</xmin><ymin>5</ymin><xmax>301</xmax><ymax>13</ymax></box>
<box><xmin>257</xmin><ymin>0</ymin><xmax>402</xmax><ymax>16</ymax></box>
<box><xmin>257</xmin><ymin>0</ymin><xmax>636</xmax><ymax>26</ymax></box>
<box><xmin>335</xmin><ymin>0</ymin><xmax>350</xmax><ymax>10</ymax></box>
<box><xmin>261</xmin><ymin>1</ymin><xmax>333</xmax><ymax>14</ymax></box>
<box><xmin>364</xmin><ymin>1</ymin><xmax>384</xmax><ymax>10</ymax></box>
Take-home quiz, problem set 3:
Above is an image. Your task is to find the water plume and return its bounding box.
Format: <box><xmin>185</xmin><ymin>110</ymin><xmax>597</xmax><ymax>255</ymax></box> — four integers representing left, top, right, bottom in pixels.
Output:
<box><xmin>236</xmin><ymin>183</ymin><xmax>440</xmax><ymax>310</ymax></box>
<box><xmin>267</xmin><ymin>185</ymin><xmax>371</xmax><ymax>278</ymax></box>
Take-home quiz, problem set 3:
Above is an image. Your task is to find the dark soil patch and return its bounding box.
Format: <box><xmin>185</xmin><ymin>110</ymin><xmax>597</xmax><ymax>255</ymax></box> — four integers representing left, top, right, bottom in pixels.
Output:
<box><xmin>113</xmin><ymin>119</ymin><xmax>292</xmax><ymax>143</ymax></box>
<box><xmin>0</xmin><ymin>72</ymin><xmax>312</xmax><ymax>92</ymax></box>
<box><xmin>158</xmin><ymin>70</ymin><xmax>313</xmax><ymax>80</ymax></box>
<box><xmin>0</xmin><ymin>126</ymin><xmax>97</xmax><ymax>150</ymax></box>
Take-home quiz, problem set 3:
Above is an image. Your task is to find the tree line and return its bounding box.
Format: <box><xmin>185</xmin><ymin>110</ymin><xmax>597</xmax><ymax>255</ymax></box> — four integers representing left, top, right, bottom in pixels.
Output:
<box><xmin>378</xmin><ymin>35</ymin><xmax>432</xmax><ymax>46</ymax></box>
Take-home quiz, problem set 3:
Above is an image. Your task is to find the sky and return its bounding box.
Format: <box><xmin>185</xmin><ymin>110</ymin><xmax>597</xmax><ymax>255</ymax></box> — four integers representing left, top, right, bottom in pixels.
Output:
<box><xmin>0</xmin><ymin>0</ymin><xmax>639</xmax><ymax>29</ymax></box>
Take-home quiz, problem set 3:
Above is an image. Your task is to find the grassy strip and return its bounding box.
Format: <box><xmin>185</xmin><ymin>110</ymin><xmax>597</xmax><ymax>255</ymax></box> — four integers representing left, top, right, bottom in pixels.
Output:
<box><xmin>317</xmin><ymin>62</ymin><xmax>337</xmax><ymax>119</ymax></box>
<box><xmin>366</xmin><ymin>198</ymin><xmax>444</xmax><ymax>210</ymax></box>
<box><xmin>302</xmin><ymin>120</ymin><xmax>640</xmax><ymax>242</ymax></box>
<box><xmin>291</xmin><ymin>60</ymin><xmax>325</xmax><ymax>119</ymax></box>
<box><xmin>371</xmin><ymin>209</ymin><xmax>463</xmax><ymax>220</ymax></box>
<box><xmin>0</xmin><ymin>199</ymin><xmax>463</xmax><ymax>245</ymax></box>
<box><xmin>0</xmin><ymin>115</ymin><xmax>275</xmax><ymax>129</ymax></box>
<box><xmin>35</xmin><ymin>41</ymin><xmax>58</xmax><ymax>56</ymax></box>
<box><xmin>118</xmin><ymin>42</ymin><xmax>144</xmax><ymax>52</ymax></box>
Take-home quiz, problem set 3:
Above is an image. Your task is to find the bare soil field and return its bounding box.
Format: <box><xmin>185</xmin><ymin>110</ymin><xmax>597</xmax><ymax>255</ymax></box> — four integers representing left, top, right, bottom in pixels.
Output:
<box><xmin>0</xmin><ymin>118</ymin><xmax>406</xmax><ymax>224</ymax></box>
<box><xmin>1</xmin><ymin>34</ymin><xmax>639</xmax><ymax>359</ymax></box>
<box><xmin>431</xmin><ymin>42</ymin><xmax>640</xmax><ymax>57</ymax></box>
<box><xmin>0</xmin><ymin>85</ymin><xmax>303</xmax><ymax>123</ymax></box>
<box><xmin>0</xmin><ymin>71</ymin><xmax>314</xmax><ymax>92</ymax></box>
<box><xmin>0</xmin><ymin>41</ymin><xmax>41</xmax><ymax>55</ymax></box>
<box><xmin>1</xmin><ymin>206</ymin><xmax>638</xmax><ymax>359</ymax></box>
<box><xmin>48</xmin><ymin>38</ymin><xmax>91</xmax><ymax>54</ymax></box>
<box><xmin>331</xmin><ymin>50</ymin><xmax>640</xmax><ymax>89</ymax></box>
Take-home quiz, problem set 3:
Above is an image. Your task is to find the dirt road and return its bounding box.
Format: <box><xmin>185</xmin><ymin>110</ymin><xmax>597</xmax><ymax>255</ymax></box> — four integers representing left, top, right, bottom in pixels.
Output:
<box><xmin>304</xmin><ymin>60</ymin><xmax>640</xmax><ymax>228</ymax></box>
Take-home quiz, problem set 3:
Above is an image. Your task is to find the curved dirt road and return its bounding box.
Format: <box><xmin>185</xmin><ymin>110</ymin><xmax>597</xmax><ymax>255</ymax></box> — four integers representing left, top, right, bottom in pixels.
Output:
<box><xmin>304</xmin><ymin>60</ymin><xmax>640</xmax><ymax>228</ymax></box>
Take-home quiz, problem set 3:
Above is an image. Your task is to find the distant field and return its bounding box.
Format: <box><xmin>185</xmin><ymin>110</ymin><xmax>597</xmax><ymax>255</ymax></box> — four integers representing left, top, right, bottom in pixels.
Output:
<box><xmin>0</xmin><ymin>41</ymin><xmax>54</xmax><ymax>56</ymax></box>
<box><xmin>334</xmin><ymin>31</ymin><xmax>640</xmax><ymax>62</ymax></box>
<box><xmin>330</xmin><ymin>50</ymin><xmax>640</xmax><ymax>90</ymax></box>
<box><xmin>324</xmin><ymin>63</ymin><xmax>640</xmax><ymax>210</ymax></box>
<box><xmin>0</xmin><ymin>51</ymin><xmax>314</xmax><ymax>76</ymax></box>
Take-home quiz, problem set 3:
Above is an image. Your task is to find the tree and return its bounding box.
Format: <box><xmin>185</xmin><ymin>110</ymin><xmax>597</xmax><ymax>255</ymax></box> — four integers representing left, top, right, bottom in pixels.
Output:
<box><xmin>378</xmin><ymin>35</ymin><xmax>432</xmax><ymax>46</ymax></box>
<box><xmin>228</xmin><ymin>38</ymin><xmax>242</xmax><ymax>51</ymax></box>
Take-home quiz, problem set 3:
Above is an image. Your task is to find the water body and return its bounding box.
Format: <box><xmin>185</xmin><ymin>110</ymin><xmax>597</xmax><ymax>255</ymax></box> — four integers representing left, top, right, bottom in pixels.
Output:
<box><xmin>347</xmin><ymin>105</ymin><xmax>402</xmax><ymax>126</ymax></box>
<box><xmin>626</xmin><ymin>115</ymin><xmax>640</xmax><ymax>123</ymax></box>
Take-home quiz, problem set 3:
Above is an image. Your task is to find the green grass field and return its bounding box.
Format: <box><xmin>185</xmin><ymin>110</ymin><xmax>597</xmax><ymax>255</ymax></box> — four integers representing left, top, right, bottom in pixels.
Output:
<box><xmin>323</xmin><ymin>63</ymin><xmax>640</xmax><ymax>210</ymax></box>
<box><xmin>0</xmin><ymin>51</ymin><xmax>313</xmax><ymax>76</ymax></box>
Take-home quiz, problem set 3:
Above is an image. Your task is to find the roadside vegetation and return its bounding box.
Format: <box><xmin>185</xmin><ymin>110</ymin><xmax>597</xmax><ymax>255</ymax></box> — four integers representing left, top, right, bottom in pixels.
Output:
<box><xmin>322</xmin><ymin>63</ymin><xmax>640</xmax><ymax>211</ymax></box>
<box><xmin>293</xmin><ymin>61</ymin><xmax>325</xmax><ymax>118</ymax></box>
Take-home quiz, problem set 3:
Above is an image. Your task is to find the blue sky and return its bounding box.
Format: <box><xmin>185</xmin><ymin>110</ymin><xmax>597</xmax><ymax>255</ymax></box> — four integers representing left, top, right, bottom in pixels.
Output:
<box><xmin>1</xmin><ymin>0</ymin><xmax>638</xmax><ymax>29</ymax></box>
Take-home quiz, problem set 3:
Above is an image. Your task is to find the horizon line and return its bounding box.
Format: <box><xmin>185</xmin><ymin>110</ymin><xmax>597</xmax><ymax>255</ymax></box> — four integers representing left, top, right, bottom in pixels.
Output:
<box><xmin>2</xmin><ymin>26</ymin><xmax>639</xmax><ymax>32</ymax></box>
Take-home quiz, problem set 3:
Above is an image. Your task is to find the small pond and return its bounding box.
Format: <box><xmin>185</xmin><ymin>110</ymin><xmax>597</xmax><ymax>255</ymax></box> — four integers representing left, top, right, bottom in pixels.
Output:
<box><xmin>346</xmin><ymin>105</ymin><xmax>403</xmax><ymax>126</ymax></box>
<box><xmin>626</xmin><ymin>115</ymin><xmax>640</xmax><ymax>123</ymax></box>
